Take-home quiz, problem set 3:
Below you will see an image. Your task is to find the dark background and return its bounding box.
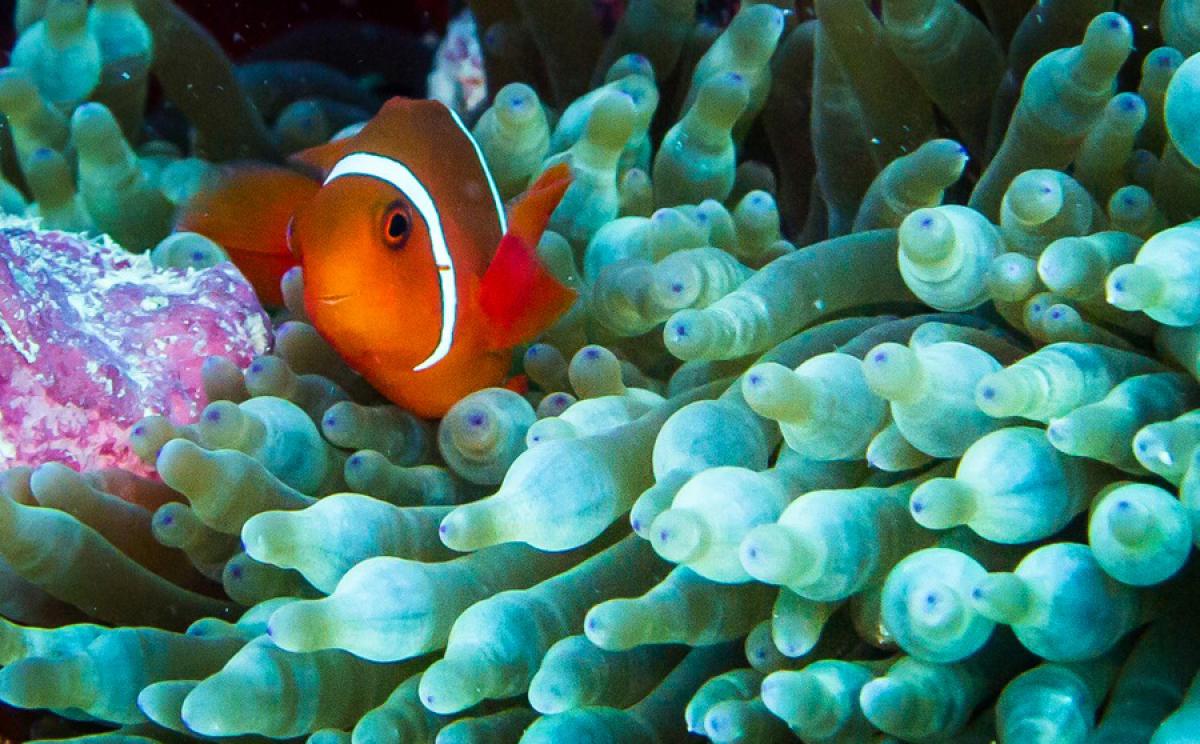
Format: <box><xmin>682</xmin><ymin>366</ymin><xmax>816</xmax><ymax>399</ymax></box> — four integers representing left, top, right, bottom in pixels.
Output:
<box><xmin>172</xmin><ymin>0</ymin><xmax>454</xmax><ymax>56</ymax></box>
<box><xmin>0</xmin><ymin>0</ymin><xmax>456</xmax><ymax>62</ymax></box>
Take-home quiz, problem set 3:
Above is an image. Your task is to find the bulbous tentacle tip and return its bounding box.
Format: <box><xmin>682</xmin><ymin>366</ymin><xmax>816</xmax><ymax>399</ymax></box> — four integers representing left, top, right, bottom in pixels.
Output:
<box><xmin>262</xmin><ymin>601</ymin><xmax>326</xmax><ymax>654</ymax></box>
<box><xmin>70</xmin><ymin>100</ymin><xmax>115</xmax><ymax>127</ymax></box>
<box><xmin>703</xmin><ymin>701</ymin><xmax>747</xmax><ymax>742</ymax></box>
<box><xmin>27</xmin><ymin>460</ymin><xmax>82</xmax><ymax>499</ymax></box>
<box><xmin>527</xmin><ymin>680</ymin><xmax>572</xmax><ymax>715</ymax></box>
<box><xmin>319</xmin><ymin>401</ymin><xmax>353</xmax><ymax>436</ymax></box>
<box><xmin>974</xmin><ymin>370</ymin><xmax>1026</xmax><ymax>418</ymax></box>
<box><xmin>861</xmin><ymin>342</ymin><xmax>919</xmax><ymax>400</ymax></box>
<box><xmin>761</xmin><ymin>672</ymin><xmax>821</xmax><ymax>726</ymax></box>
<box><xmin>179</xmin><ymin>681</ymin><xmax>237</xmax><ymax>738</ymax></box>
<box><xmin>968</xmin><ymin>572</ymin><xmax>1030</xmax><ymax>625</ymax></box>
<box><xmin>905</xmin><ymin>581</ymin><xmax>967</xmax><ymax>635</ymax></box>
<box><xmin>663</xmin><ymin>308</ymin><xmax>717</xmax><ymax>360</ymax></box>
<box><xmin>899</xmin><ymin>208</ymin><xmax>956</xmax><ymax>265</ymax></box>
<box><xmin>582</xmin><ymin>599</ymin><xmax>646</xmax><ymax>652</ymax></box>
<box><xmin>1104</xmin><ymin>497</ymin><xmax>1155</xmax><ymax>547</ymax></box>
<box><xmin>1004</xmin><ymin>172</ymin><xmax>1064</xmax><ymax>227</ymax></box>
<box><xmin>437</xmin><ymin>504</ymin><xmax>498</xmax><ymax>552</ymax></box>
<box><xmin>419</xmin><ymin>659</ymin><xmax>485</xmax><ymax>715</ymax></box>
<box><xmin>858</xmin><ymin>678</ymin><xmax>913</xmax><ymax>731</ymax></box>
<box><xmin>1106</xmin><ymin>263</ymin><xmax>1162</xmax><ymax>311</ymax></box>
<box><xmin>239</xmin><ymin>510</ymin><xmax>293</xmax><ymax>563</ymax></box>
<box><xmin>155</xmin><ymin>437</ymin><xmax>210</xmax><ymax>483</ymax></box>
<box><xmin>1044</xmin><ymin>417</ymin><xmax>1073</xmax><ymax>447</ymax></box>
<box><xmin>0</xmin><ymin>655</ymin><xmax>85</xmax><ymax>710</ymax></box>
<box><xmin>649</xmin><ymin>508</ymin><xmax>706</xmax><ymax>564</ymax></box>
<box><xmin>909</xmin><ymin>478</ymin><xmax>976</xmax><ymax>530</ymax></box>
<box><xmin>197</xmin><ymin>399</ymin><xmax>245</xmax><ymax>446</ymax></box>
<box><xmin>444</xmin><ymin>403</ymin><xmax>499</xmax><ymax>455</ymax></box>
<box><xmin>739</xmin><ymin>524</ymin><xmax>801</xmax><ymax>586</ymax></box>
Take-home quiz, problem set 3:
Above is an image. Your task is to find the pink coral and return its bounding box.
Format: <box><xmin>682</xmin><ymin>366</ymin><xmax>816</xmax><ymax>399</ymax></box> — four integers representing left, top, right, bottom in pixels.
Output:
<box><xmin>0</xmin><ymin>218</ymin><xmax>271</xmax><ymax>475</ymax></box>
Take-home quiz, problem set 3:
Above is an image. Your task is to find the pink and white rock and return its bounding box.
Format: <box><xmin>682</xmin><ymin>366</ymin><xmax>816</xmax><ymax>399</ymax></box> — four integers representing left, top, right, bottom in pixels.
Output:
<box><xmin>428</xmin><ymin>9</ymin><xmax>487</xmax><ymax>116</ymax></box>
<box><xmin>0</xmin><ymin>217</ymin><xmax>271</xmax><ymax>476</ymax></box>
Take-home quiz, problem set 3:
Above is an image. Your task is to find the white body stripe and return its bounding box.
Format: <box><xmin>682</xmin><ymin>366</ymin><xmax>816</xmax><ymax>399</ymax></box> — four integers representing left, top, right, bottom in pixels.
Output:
<box><xmin>447</xmin><ymin>107</ymin><xmax>507</xmax><ymax>234</ymax></box>
<box><xmin>325</xmin><ymin>152</ymin><xmax>458</xmax><ymax>372</ymax></box>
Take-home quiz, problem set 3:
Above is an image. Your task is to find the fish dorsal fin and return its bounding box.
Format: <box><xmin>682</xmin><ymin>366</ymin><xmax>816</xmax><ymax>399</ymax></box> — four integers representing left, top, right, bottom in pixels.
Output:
<box><xmin>479</xmin><ymin>163</ymin><xmax>577</xmax><ymax>350</ymax></box>
<box><xmin>288</xmin><ymin>136</ymin><xmax>355</xmax><ymax>180</ymax></box>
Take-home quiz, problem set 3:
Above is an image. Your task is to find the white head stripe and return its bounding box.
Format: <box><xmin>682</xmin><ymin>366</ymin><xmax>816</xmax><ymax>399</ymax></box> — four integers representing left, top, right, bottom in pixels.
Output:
<box><xmin>447</xmin><ymin>107</ymin><xmax>507</xmax><ymax>234</ymax></box>
<box><xmin>324</xmin><ymin>152</ymin><xmax>457</xmax><ymax>372</ymax></box>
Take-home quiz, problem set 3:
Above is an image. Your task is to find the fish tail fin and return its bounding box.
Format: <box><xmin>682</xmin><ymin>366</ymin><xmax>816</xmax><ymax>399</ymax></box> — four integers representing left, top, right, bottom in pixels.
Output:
<box><xmin>175</xmin><ymin>163</ymin><xmax>320</xmax><ymax>306</ymax></box>
<box><xmin>479</xmin><ymin>163</ymin><xmax>577</xmax><ymax>350</ymax></box>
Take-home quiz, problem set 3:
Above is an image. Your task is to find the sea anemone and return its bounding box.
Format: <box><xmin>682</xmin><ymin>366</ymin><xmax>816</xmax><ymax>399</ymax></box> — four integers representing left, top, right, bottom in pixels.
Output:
<box><xmin>3</xmin><ymin>0</ymin><xmax>1200</xmax><ymax>742</ymax></box>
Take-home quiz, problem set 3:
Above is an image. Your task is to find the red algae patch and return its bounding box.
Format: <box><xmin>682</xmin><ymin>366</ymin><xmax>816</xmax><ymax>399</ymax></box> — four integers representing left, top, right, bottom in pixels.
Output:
<box><xmin>0</xmin><ymin>218</ymin><xmax>271</xmax><ymax>475</ymax></box>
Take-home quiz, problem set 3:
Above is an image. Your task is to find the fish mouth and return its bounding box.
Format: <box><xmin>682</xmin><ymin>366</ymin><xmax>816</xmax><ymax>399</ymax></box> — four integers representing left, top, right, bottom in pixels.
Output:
<box><xmin>316</xmin><ymin>293</ymin><xmax>353</xmax><ymax>306</ymax></box>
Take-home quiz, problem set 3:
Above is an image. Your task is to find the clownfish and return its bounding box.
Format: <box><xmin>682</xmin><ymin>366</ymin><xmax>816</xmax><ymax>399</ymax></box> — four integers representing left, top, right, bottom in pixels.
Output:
<box><xmin>178</xmin><ymin>97</ymin><xmax>576</xmax><ymax>417</ymax></box>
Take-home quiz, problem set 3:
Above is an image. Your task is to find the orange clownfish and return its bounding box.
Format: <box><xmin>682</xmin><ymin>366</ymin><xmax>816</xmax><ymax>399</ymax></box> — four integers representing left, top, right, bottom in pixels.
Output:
<box><xmin>179</xmin><ymin>98</ymin><xmax>576</xmax><ymax>418</ymax></box>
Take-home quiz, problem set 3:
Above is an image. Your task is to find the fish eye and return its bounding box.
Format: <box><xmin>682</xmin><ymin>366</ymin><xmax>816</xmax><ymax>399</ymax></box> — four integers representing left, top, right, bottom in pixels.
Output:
<box><xmin>383</xmin><ymin>203</ymin><xmax>412</xmax><ymax>249</ymax></box>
